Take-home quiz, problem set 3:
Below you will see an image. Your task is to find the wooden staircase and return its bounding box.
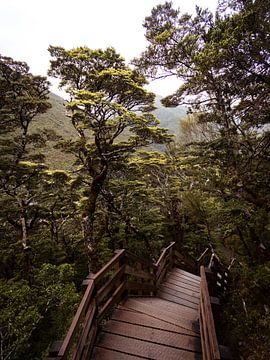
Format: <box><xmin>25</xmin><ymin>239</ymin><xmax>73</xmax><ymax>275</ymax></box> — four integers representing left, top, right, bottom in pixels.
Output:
<box><xmin>47</xmin><ymin>243</ymin><xmax>229</xmax><ymax>360</ymax></box>
<box><xmin>92</xmin><ymin>268</ymin><xmax>201</xmax><ymax>359</ymax></box>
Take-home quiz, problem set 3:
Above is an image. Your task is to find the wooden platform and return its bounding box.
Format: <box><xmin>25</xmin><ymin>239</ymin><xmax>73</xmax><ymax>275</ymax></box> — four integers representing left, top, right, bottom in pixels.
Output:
<box><xmin>92</xmin><ymin>268</ymin><xmax>202</xmax><ymax>359</ymax></box>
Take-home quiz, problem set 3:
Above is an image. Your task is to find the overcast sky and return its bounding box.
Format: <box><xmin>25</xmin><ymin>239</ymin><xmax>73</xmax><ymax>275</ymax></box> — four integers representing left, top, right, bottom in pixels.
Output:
<box><xmin>0</xmin><ymin>0</ymin><xmax>218</xmax><ymax>96</ymax></box>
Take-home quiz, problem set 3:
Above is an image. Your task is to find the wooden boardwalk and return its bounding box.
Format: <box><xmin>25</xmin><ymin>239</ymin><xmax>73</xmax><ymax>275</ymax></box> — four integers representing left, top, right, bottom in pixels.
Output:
<box><xmin>47</xmin><ymin>243</ymin><xmax>226</xmax><ymax>360</ymax></box>
<box><xmin>92</xmin><ymin>268</ymin><xmax>202</xmax><ymax>359</ymax></box>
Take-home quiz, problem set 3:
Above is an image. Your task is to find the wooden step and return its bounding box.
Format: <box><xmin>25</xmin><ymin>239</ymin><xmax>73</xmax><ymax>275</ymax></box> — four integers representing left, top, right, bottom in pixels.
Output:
<box><xmin>95</xmin><ymin>332</ymin><xmax>202</xmax><ymax>359</ymax></box>
<box><xmin>159</xmin><ymin>284</ymin><xmax>199</xmax><ymax>305</ymax></box>
<box><xmin>161</xmin><ymin>281</ymin><xmax>200</xmax><ymax>298</ymax></box>
<box><xmin>167</xmin><ymin>271</ymin><xmax>201</xmax><ymax>286</ymax></box>
<box><xmin>158</xmin><ymin>291</ymin><xmax>199</xmax><ymax>310</ymax></box>
<box><xmin>112</xmin><ymin>307</ymin><xmax>200</xmax><ymax>337</ymax></box>
<box><xmin>104</xmin><ymin>319</ymin><xmax>202</xmax><ymax>352</ymax></box>
<box><xmin>92</xmin><ymin>346</ymin><xmax>142</xmax><ymax>359</ymax></box>
<box><xmin>172</xmin><ymin>268</ymin><xmax>201</xmax><ymax>282</ymax></box>
<box><xmin>134</xmin><ymin>297</ymin><xmax>198</xmax><ymax>319</ymax></box>
<box><xmin>122</xmin><ymin>298</ymin><xmax>199</xmax><ymax>334</ymax></box>
<box><xmin>163</xmin><ymin>276</ymin><xmax>200</xmax><ymax>293</ymax></box>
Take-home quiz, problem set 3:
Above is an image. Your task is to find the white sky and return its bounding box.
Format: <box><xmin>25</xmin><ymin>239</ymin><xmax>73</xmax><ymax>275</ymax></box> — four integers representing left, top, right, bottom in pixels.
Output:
<box><xmin>0</xmin><ymin>0</ymin><xmax>218</xmax><ymax>97</ymax></box>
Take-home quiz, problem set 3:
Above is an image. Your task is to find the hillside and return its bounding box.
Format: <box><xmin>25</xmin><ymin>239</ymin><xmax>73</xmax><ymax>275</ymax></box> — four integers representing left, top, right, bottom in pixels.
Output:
<box><xmin>153</xmin><ymin>95</ymin><xmax>186</xmax><ymax>137</ymax></box>
<box><xmin>33</xmin><ymin>92</ymin><xmax>186</xmax><ymax>169</ymax></box>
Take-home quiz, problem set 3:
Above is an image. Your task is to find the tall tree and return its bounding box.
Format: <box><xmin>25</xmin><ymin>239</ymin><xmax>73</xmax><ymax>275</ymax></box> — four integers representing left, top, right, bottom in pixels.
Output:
<box><xmin>134</xmin><ymin>1</ymin><xmax>270</xmax><ymax>357</ymax></box>
<box><xmin>0</xmin><ymin>55</ymin><xmax>51</xmax><ymax>281</ymax></box>
<box><xmin>134</xmin><ymin>0</ymin><xmax>270</xmax><ymax>247</ymax></box>
<box><xmin>48</xmin><ymin>46</ymin><xmax>171</xmax><ymax>269</ymax></box>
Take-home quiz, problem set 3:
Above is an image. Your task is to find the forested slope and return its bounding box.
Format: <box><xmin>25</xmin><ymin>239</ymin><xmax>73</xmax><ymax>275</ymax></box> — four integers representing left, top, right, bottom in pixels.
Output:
<box><xmin>0</xmin><ymin>1</ymin><xmax>269</xmax><ymax>359</ymax></box>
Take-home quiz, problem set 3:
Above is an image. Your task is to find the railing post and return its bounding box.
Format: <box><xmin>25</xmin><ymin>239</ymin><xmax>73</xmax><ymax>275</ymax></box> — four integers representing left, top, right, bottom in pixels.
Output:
<box><xmin>205</xmin><ymin>267</ymin><xmax>215</xmax><ymax>296</ymax></box>
<box><xmin>199</xmin><ymin>266</ymin><xmax>221</xmax><ymax>360</ymax></box>
<box><xmin>169</xmin><ymin>243</ymin><xmax>175</xmax><ymax>270</ymax></box>
<box><xmin>115</xmin><ymin>249</ymin><xmax>127</xmax><ymax>301</ymax></box>
<box><xmin>136</xmin><ymin>262</ymin><xmax>143</xmax><ymax>296</ymax></box>
<box><xmin>46</xmin><ymin>341</ymin><xmax>63</xmax><ymax>360</ymax></box>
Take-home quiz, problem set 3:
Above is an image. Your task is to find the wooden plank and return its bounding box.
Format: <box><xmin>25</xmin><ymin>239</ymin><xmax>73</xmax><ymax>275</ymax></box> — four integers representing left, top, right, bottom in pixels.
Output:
<box><xmin>166</xmin><ymin>274</ymin><xmax>200</xmax><ymax>292</ymax></box>
<box><xmin>200</xmin><ymin>266</ymin><xmax>221</xmax><ymax>360</ymax></box>
<box><xmin>98</xmin><ymin>282</ymin><xmax>125</xmax><ymax>321</ymax></box>
<box><xmin>168</xmin><ymin>270</ymin><xmax>200</xmax><ymax>286</ymax></box>
<box><xmin>173</xmin><ymin>268</ymin><xmax>201</xmax><ymax>281</ymax></box>
<box><xmin>156</xmin><ymin>254</ymin><xmax>169</xmax><ymax>278</ymax></box>
<box><xmin>156</xmin><ymin>262</ymin><xmax>169</xmax><ymax>286</ymax></box>
<box><xmin>92</xmin><ymin>347</ymin><xmax>143</xmax><ymax>359</ymax></box>
<box><xmin>199</xmin><ymin>309</ymin><xmax>211</xmax><ymax>360</ymax></box>
<box><xmin>91</xmin><ymin>249</ymin><xmax>126</xmax><ymax>284</ymax></box>
<box><xmin>134</xmin><ymin>298</ymin><xmax>198</xmax><ymax>320</ymax></box>
<box><xmin>96</xmin><ymin>265</ymin><xmax>125</xmax><ymax>305</ymax></box>
<box><xmin>168</xmin><ymin>270</ymin><xmax>201</xmax><ymax>285</ymax></box>
<box><xmin>155</xmin><ymin>242</ymin><xmax>175</xmax><ymax>267</ymax></box>
<box><xmin>122</xmin><ymin>298</ymin><xmax>199</xmax><ymax>334</ymax></box>
<box><xmin>58</xmin><ymin>280</ymin><xmax>95</xmax><ymax>357</ymax></box>
<box><xmin>74</xmin><ymin>303</ymin><xmax>97</xmax><ymax>359</ymax></box>
<box><xmin>81</xmin><ymin>321</ymin><xmax>98</xmax><ymax>360</ymax></box>
<box><xmin>97</xmin><ymin>332</ymin><xmax>202</xmax><ymax>359</ymax></box>
<box><xmin>164</xmin><ymin>276</ymin><xmax>200</xmax><ymax>292</ymax></box>
<box><xmin>200</xmin><ymin>301</ymin><xmax>211</xmax><ymax>360</ymax></box>
<box><xmin>158</xmin><ymin>291</ymin><xmax>199</xmax><ymax>310</ymax></box>
<box><xmin>111</xmin><ymin>308</ymin><xmax>200</xmax><ymax>337</ymax></box>
<box><xmin>167</xmin><ymin>272</ymin><xmax>200</xmax><ymax>286</ymax></box>
<box><xmin>159</xmin><ymin>284</ymin><xmax>199</xmax><ymax>305</ymax></box>
<box><xmin>104</xmin><ymin>320</ymin><xmax>202</xmax><ymax>353</ymax></box>
<box><xmin>161</xmin><ymin>281</ymin><xmax>200</xmax><ymax>299</ymax></box>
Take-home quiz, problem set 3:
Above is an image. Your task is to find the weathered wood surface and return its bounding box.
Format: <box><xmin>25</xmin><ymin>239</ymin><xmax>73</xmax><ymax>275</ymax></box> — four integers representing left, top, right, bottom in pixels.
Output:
<box><xmin>92</xmin><ymin>267</ymin><xmax>203</xmax><ymax>359</ymax></box>
<box><xmin>199</xmin><ymin>266</ymin><xmax>221</xmax><ymax>360</ymax></box>
<box><xmin>47</xmin><ymin>243</ymin><xmax>224</xmax><ymax>360</ymax></box>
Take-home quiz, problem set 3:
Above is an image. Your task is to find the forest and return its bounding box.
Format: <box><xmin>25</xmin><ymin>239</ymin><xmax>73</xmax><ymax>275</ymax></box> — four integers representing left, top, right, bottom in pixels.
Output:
<box><xmin>0</xmin><ymin>0</ymin><xmax>269</xmax><ymax>359</ymax></box>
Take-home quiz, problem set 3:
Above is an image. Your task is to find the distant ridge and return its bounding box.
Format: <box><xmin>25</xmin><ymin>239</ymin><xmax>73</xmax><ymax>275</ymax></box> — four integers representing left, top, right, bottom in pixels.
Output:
<box><xmin>154</xmin><ymin>95</ymin><xmax>186</xmax><ymax>138</ymax></box>
<box><xmin>33</xmin><ymin>92</ymin><xmax>186</xmax><ymax>169</ymax></box>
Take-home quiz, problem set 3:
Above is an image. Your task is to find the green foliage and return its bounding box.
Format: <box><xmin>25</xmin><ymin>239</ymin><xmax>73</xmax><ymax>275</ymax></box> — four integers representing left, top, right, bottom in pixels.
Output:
<box><xmin>134</xmin><ymin>1</ymin><xmax>270</xmax><ymax>357</ymax></box>
<box><xmin>222</xmin><ymin>263</ymin><xmax>270</xmax><ymax>359</ymax></box>
<box><xmin>48</xmin><ymin>46</ymin><xmax>172</xmax><ymax>269</ymax></box>
<box><xmin>0</xmin><ymin>280</ymin><xmax>41</xmax><ymax>360</ymax></box>
<box><xmin>0</xmin><ymin>2</ymin><xmax>269</xmax><ymax>359</ymax></box>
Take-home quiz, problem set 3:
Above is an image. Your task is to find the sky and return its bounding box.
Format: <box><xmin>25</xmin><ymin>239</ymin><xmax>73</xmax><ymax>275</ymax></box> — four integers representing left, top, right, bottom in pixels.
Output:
<box><xmin>0</xmin><ymin>0</ymin><xmax>218</xmax><ymax>97</ymax></box>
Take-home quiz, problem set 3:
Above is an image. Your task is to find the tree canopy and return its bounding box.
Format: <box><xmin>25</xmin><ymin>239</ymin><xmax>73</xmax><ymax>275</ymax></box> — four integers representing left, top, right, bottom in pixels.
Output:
<box><xmin>0</xmin><ymin>1</ymin><xmax>269</xmax><ymax>359</ymax></box>
<box><xmin>48</xmin><ymin>46</ymin><xmax>171</xmax><ymax>269</ymax></box>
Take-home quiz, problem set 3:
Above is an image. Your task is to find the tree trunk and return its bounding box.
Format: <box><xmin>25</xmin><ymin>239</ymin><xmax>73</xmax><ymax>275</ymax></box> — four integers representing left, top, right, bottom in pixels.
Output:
<box><xmin>83</xmin><ymin>164</ymin><xmax>108</xmax><ymax>272</ymax></box>
<box><xmin>19</xmin><ymin>200</ymin><xmax>33</xmax><ymax>283</ymax></box>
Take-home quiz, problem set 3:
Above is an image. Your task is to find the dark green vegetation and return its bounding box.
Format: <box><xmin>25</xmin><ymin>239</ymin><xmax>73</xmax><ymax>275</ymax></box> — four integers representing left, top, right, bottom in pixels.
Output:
<box><xmin>0</xmin><ymin>0</ymin><xmax>269</xmax><ymax>359</ymax></box>
<box><xmin>134</xmin><ymin>0</ymin><xmax>270</xmax><ymax>358</ymax></box>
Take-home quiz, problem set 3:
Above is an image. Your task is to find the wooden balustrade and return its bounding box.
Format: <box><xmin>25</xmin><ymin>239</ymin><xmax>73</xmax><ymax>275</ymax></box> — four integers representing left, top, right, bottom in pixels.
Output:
<box><xmin>199</xmin><ymin>265</ymin><xmax>221</xmax><ymax>360</ymax></box>
<box><xmin>155</xmin><ymin>242</ymin><xmax>175</xmax><ymax>286</ymax></box>
<box><xmin>46</xmin><ymin>242</ymin><xmax>197</xmax><ymax>359</ymax></box>
<box><xmin>197</xmin><ymin>247</ymin><xmax>230</xmax><ymax>297</ymax></box>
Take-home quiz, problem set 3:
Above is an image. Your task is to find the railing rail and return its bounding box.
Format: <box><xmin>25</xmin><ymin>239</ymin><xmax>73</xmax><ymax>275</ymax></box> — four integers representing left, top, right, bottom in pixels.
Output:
<box><xmin>197</xmin><ymin>246</ymin><xmax>230</xmax><ymax>296</ymax></box>
<box><xmin>46</xmin><ymin>242</ymin><xmax>195</xmax><ymax>359</ymax></box>
<box><xmin>199</xmin><ymin>265</ymin><xmax>221</xmax><ymax>360</ymax></box>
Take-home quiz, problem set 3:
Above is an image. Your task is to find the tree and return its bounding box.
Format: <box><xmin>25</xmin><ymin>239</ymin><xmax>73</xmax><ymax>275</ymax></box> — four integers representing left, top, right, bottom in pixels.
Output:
<box><xmin>134</xmin><ymin>1</ymin><xmax>270</xmax><ymax>357</ymax></box>
<box><xmin>134</xmin><ymin>0</ymin><xmax>270</xmax><ymax>253</ymax></box>
<box><xmin>0</xmin><ymin>55</ymin><xmax>51</xmax><ymax>281</ymax></box>
<box><xmin>48</xmin><ymin>46</ymin><xmax>171</xmax><ymax>270</ymax></box>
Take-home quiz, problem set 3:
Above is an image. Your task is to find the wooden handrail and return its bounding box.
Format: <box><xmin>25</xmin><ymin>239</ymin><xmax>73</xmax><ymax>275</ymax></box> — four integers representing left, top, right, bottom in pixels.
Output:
<box><xmin>155</xmin><ymin>242</ymin><xmax>175</xmax><ymax>267</ymax></box>
<box><xmin>57</xmin><ymin>279</ymin><xmax>95</xmax><ymax>358</ymax></box>
<box><xmin>199</xmin><ymin>266</ymin><xmax>221</xmax><ymax>360</ymax></box>
<box><xmin>155</xmin><ymin>242</ymin><xmax>175</xmax><ymax>286</ymax></box>
<box><xmin>90</xmin><ymin>249</ymin><xmax>126</xmax><ymax>284</ymax></box>
<box><xmin>47</xmin><ymin>242</ymin><xmax>194</xmax><ymax>359</ymax></box>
